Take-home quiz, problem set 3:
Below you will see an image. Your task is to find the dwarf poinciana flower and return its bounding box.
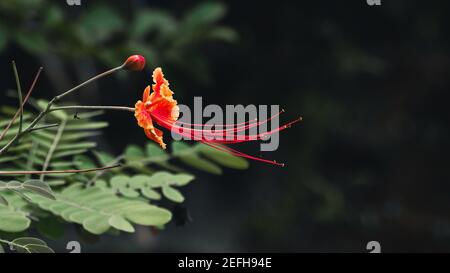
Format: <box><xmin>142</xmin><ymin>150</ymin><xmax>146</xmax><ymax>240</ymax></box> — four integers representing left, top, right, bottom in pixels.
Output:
<box><xmin>135</xmin><ymin>68</ymin><xmax>301</xmax><ymax>166</ymax></box>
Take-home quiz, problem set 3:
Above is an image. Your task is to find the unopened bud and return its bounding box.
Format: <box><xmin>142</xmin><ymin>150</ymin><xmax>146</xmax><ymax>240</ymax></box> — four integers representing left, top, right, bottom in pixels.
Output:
<box><xmin>122</xmin><ymin>55</ymin><xmax>146</xmax><ymax>71</ymax></box>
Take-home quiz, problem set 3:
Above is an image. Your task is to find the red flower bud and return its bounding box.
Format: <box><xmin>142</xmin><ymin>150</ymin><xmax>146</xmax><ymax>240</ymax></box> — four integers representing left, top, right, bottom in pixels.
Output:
<box><xmin>123</xmin><ymin>55</ymin><xmax>146</xmax><ymax>71</ymax></box>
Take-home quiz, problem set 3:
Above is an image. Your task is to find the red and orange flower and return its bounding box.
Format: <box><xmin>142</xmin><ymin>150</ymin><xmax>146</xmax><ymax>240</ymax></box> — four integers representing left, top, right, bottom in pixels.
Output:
<box><xmin>134</xmin><ymin>68</ymin><xmax>179</xmax><ymax>149</ymax></box>
<box><xmin>135</xmin><ymin>67</ymin><xmax>301</xmax><ymax>166</ymax></box>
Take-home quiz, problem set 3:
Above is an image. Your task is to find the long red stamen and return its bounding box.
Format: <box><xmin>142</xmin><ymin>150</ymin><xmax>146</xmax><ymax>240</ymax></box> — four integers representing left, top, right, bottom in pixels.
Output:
<box><xmin>174</xmin><ymin>109</ymin><xmax>285</xmax><ymax>135</ymax></box>
<box><xmin>152</xmin><ymin>110</ymin><xmax>287</xmax><ymax>140</ymax></box>
<box><xmin>152</xmin><ymin>111</ymin><xmax>301</xmax><ymax>143</ymax></box>
<box><xmin>201</xmin><ymin>142</ymin><xmax>285</xmax><ymax>166</ymax></box>
<box><xmin>149</xmin><ymin>110</ymin><xmax>301</xmax><ymax>166</ymax></box>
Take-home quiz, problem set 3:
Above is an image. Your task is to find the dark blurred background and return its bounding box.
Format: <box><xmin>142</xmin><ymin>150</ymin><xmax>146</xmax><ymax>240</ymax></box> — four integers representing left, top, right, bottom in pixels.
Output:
<box><xmin>1</xmin><ymin>0</ymin><xmax>450</xmax><ymax>252</ymax></box>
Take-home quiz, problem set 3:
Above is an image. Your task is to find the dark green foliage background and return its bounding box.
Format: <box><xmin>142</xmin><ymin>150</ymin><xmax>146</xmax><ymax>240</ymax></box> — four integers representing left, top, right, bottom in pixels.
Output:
<box><xmin>1</xmin><ymin>0</ymin><xmax>450</xmax><ymax>252</ymax></box>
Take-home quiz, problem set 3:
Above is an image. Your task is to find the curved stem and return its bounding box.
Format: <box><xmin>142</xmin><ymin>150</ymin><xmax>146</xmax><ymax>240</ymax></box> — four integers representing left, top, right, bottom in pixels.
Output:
<box><xmin>0</xmin><ymin>164</ymin><xmax>121</xmax><ymax>175</ymax></box>
<box><xmin>0</xmin><ymin>67</ymin><xmax>42</xmax><ymax>142</ymax></box>
<box><xmin>0</xmin><ymin>238</ymin><xmax>21</xmax><ymax>251</ymax></box>
<box><xmin>0</xmin><ymin>65</ymin><xmax>124</xmax><ymax>156</ymax></box>
<box><xmin>49</xmin><ymin>105</ymin><xmax>135</xmax><ymax>113</ymax></box>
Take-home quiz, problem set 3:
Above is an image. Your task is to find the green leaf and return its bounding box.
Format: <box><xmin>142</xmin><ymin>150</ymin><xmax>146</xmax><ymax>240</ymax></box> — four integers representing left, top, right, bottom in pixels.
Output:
<box><xmin>77</xmin><ymin>4</ymin><xmax>125</xmax><ymax>45</ymax></box>
<box><xmin>146</xmin><ymin>143</ymin><xmax>169</xmax><ymax>160</ymax></box>
<box><xmin>23</xmin><ymin>180</ymin><xmax>56</xmax><ymax>200</ymax></box>
<box><xmin>93</xmin><ymin>151</ymin><xmax>115</xmax><ymax>166</ymax></box>
<box><xmin>12</xmin><ymin>237</ymin><xmax>46</xmax><ymax>247</ymax></box>
<box><xmin>184</xmin><ymin>2</ymin><xmax>227</xmax><ymax>27</ymax></box>
<box><xmin>24</xmin><ymin>244</ymin><xmax>54</xmax><ymax>253</ymax></box>
<box><xmin>131</xmin><ymin>9</ymin><xmax>177</xmax><ymax>39</ymax></box>
<box><xmin>63</xmin><ymin>122</ymin><xmax>108</xmax><ymax>131</ymax></box>
<box><xmin>129</xmin><ymin>175</ymin><xmax>148</xmax><ymax>189</ymax></box>
<box><xmin>197</xmin><ymin>144</ymin><xmax>249</xmax><ymax>169</ymax></box>
<box><xmin>0</xmin><ymin>195</ymin><xmax>8</xmax><ymax>206</ymax></box>
<box><xmin>141</xmin><ymin>187</ymin><xmax>161</xmax><ymax>200</ymax></box>
<box><xmin>125</xmin><ymin>145</ymin><xmax>145</xmax><ymax>161</ymax></box>
<box><xmin>206</xmin><ymin>26</ymin><xmax>238</xmax><ymax>43</ymax></box>
<box><xmin>12</xmin><ymin>237</ymin><xmax>54</xmax><ymax>253</ymax></box>
<box><xmin>110</xmin><ymin>175</ymin><xmax>129</xmax><ymax>189</ymax></box>
<box><xmin>15</xmin><ymin>31</ymin><xmax>49</xmax><ymax>55</ymax></box>
<box><xmin>118</xmin><ymin>187</ymin><xmax>140</xmax><ymax>198</ymax></box>
<box><xmin>162</xmin><ymin>186</ymin><xmax>184</xmax><ymax>203</ymax></box>
<box><xmin>181</xmin><ymin>154</ymin><xmax>222</xmax><ymax>174</ymax></box>
<box><xmin>74</xmin><ymin>155</ymin><xmax>97</xmax><ymax>169</ymax></box>
<box><xmin>83</xmin><ymin>215</ymin><xmax>110</xmax><ymax>235</ymax></box>
<box><xmin>0</xmin><ymin>206</ymin><xmax>31</xmax><ymax>233</ymax></box>
<box><xmin>125</xmin><ymin>206</ymin><xmax>172</xmax><ymax>226</ymax></box>
<box><xmin>28</xmin><ymin>184</ymin><xmax>172</xmax><ymax>235</ymax></box>
<box><xmin>172</xmin><ymin>174</ymin><xmax>195</xmax><ymax>186</ymax></box>
<box><xmin>172</xmin><ymin>142</ymin><xmax>222</xmax><ymax>174</ymax></box>
<box><xmin>109</xmin><ymin>215</ymin><xmax>135</xmax><ymax>233</ymax></box>
<box><xmin>56</xmin><ymin>142</ymin><xmax>97</xmax><ymax>151</ymax></box>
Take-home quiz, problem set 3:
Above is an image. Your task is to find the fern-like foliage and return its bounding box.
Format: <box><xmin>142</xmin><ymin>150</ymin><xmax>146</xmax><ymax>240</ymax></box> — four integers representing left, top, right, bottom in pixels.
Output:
<box><xmin>0</xmin><ymin>100</ymin><xmax>249</xmax><ymax>249</ymax></box>
<box><xmin>27</xmin><ymin>183</ymin><xmax>172</xmax><ymax>234</ymax></box>
<box><xmin>0</xmin><ymin>102</ymin><xmax>106</xmax><ymax>183</ymax></box>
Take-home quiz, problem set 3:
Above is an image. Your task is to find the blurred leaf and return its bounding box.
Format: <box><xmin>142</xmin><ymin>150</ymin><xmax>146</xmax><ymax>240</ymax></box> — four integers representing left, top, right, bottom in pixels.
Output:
<box><xmin>162</xmin><ymin>185</ymin><xmax>184</xmax><ymax>203</ymax></box>
<box><xmin>141</xmin><ymin>187</ymin><xmax>161</xmax><ymax>200</ymax></box>
<box><xmin>110</xmin><ymin>175</ymin><xmax>129</xmax><ymax>189</ymax></box>
<box><xmin>131</xmin><ymin>9</ymin><xmax>177</xmax><ymax>39</ymax></box>
<box><xmin>184</xmin><ymin>2</ymin><xmax>227</xmax><ymax>27</ymax></box>
<box><xmin>108</xmin><ymin>215</ymin><xmax>135</xmax><ymax>233</ymax></box>
<box><xmin>0</xmin><ymin>195</ymin><xmax>7</xmax><ymax>206</ymax></box>
<box><xmin>0</xmin><ymin>205</ymin><xmax>31</xmax><ymax>233</ymax></box>
<box><xmin>205</xmin><ymin>26</ymin><xmax>238</xmax><ymax>43</ymax></box>
<box><xmin>118</xmin><ymin>187</ymin><xmax>140</xmax><ymax>198</ymax></box>
<box><xmin>125</xmin><ymin>207</ymin><xmax>172</xmax><ymax>226</ymax></box>
<box><xmin>93</xmin><ymin>151</ymin><xmax>115</xmax><ymax>166</ymax></box>
<box><xmin>12</xmin><ymin>237</ymin><xmax>54</xmax><ymax>253</ymax></box>
<box><xmin>129</xmin><ymin>175</ymin><xmax>147</xmax><ymax>189</ymax></box>
<box><xmin>197</xmin><ymin>144</ymin><xmax>249</xmax><ymax>169</ymax></box>
<box><xmin>77</xmin><ymin>4</ymin><xmax>124</xmax><ymax>45</ymax></box>
<box><xmin>43</xmin><ymin>5</ymin><xmax>64</xmax><ymax>28</ymax></box>
<box><xmin>171</xmin><ymin>174</ymin><xmax>194</xmax><ymax>186</ymax></box>
<box><xmin>14</xmin><ymin>31</ymin><xmax>49</xmax><ymax>55</ymax></box>
<box><xmin>125</xmin><ymin>145</ymin><xmax>145</xmax><ymax>161</ymax></box>
<box><xmin>172</xmin><ymin>142</ymin><xmax>222</xmax><ymax>174</ymax></box>
<box><xmin>73</xmin><ymin>155</ymin><xmax>97</xmax><ymax>170</ymax></box>
<box><xmin>23</xmin><ymin>180</ymin><xmax>56</xmax><ymax>200</ymax></box>
<box><xmin>29</xmin><ymin>183</ymin><xmax>172</xmax><ymax>234</ymax></box>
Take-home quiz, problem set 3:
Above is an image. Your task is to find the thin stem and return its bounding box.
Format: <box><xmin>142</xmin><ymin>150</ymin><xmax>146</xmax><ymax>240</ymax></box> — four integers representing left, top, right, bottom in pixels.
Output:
<box><xmin>12</xmin><ymin>61</ymin><xmax>23</xmax><ymax>134</ymax></box>
<box><xmin>0</xmin><ymin>67</ymin><xmax>42</xmax><ymax>142</ymax></box>
<box><xmin>25</xmin><ymin>141</ymin><xmax>38</xmax><ymax>180</ymax></box>
<box><xmin>0</xmin><ymin>164</ymin><xmax>121</xmax><ymax>175</ymax></box>
<box><xmin>0</xmin><ymin>65</ymin><xmax>124</xmax><ymax>156</ymax></box>
<box><xmin>49</xmin><ymin>105</ymin><xmax>135</xmax><ymax>113</ymax></box>
<box><xmin>0</xmin><ymin>238</ymin><xmax>21</xmax><ymax>251</ymax></box>
<box><xmin>40</xmin><ymin>120</ymin><xmax>66</xmax><ymax>181</ymax></box>
<box><xmin>25</xmin><ymin>65</ymin><xmax>124</xmax><ymax>131</ymax></box>
<box><xmin>87</xmin><ymin>155</ymin><xmax>124</xmax><ymax>187</ymax></box>
<box><xmin>55</xmin><ymin>66</ymin><xmax>124</xmax><ymax>102</ymax></box>
<box><xmin>27</xmin><ymin>123</ymin><xmax>59</xmax><ymax>132</ymax></box>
